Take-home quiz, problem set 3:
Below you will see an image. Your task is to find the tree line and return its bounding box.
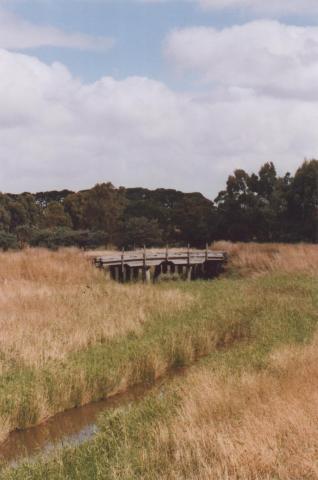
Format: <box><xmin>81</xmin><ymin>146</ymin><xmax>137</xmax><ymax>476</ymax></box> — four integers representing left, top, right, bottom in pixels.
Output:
<box><xmin>0</xmin><ymin>159</ymin><xmax>317</xmax><ymax>250</ymax></box>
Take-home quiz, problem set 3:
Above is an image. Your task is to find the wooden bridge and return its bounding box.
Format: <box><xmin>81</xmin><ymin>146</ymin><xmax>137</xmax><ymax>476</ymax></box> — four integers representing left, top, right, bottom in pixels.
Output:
<box><xmin>94</xmin><ymin>248</ymin><xmax>227</xmax><ymax>283</ymax></box>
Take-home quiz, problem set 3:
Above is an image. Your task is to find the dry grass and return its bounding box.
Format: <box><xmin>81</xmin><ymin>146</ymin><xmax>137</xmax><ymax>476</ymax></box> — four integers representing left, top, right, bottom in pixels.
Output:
<box><xmin>213</xmin><ymin>241</ymin><xmax>318</xmax><ymax>276</ymax></box>
<box><xmin>1</xmin><ymin>243</ymin><xmax>318</xmax><ymax>478</ymax></box>
<box><xmin>157</xmin><ymin>337</ymin><xmax>318</xmax><ymax>479</ymax></box>
<box><xmin>0</xmin><ymin>248</ymin><xmax>190</xmax><ymax>369</ymax></box>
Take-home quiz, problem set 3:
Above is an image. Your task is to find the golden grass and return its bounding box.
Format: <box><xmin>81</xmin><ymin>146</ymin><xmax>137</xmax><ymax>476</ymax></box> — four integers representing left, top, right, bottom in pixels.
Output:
<box><xmin>157</xmin><ymin>337</ymin><xmax>318</xmax><ymax>479</ymax></box>
<box><xmin>1</xmin><ymin>243</ymin><xmax>318</xmax><ymax>477</ymax></box>
<box><xmin>213</xmin><ymin>241</ymin><xmax>318</xmax><ymax>276</ymax></box>
<box><xmin>0</xmin><ymin>248</ymin><xmax>190</xmax><ymax>369</ymax></box>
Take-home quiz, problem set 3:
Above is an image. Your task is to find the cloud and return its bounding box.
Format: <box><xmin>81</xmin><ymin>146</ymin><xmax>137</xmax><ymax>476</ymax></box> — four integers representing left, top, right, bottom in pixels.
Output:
<box><xmin>198</xmin><ymin>0</ymin><xmax>318</xmax><ymax>15</ymax></box>
<box><xmin>0</xmin><ymin>42</ymin><xmax>318</xmax><ymax>197</ymax></box>
<box><xmin>0</xmin><ymin>8</ymin><xmax>114</xmax><ymax>50</ymax></box>
<box><xmin>165</xmin><ymin>21</ymin><xmax>318</xmax><ymax>100</ymax></box>
<box><xmin>85</xmin><ymin>0</ymin><xmax>318</xmax><ymax>15</ymax></box>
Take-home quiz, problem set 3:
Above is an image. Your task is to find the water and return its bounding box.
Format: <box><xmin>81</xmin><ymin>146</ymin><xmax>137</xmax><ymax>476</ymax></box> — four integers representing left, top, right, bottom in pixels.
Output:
<box><xmin>0</xmin><ymin>383</ymin><xmax>154</xmax><ymax>467</ymax></box>
<box><xmin>0</xmin><ymin>370</ymin><xmax>184</xmax><ymax>467</ymax></box>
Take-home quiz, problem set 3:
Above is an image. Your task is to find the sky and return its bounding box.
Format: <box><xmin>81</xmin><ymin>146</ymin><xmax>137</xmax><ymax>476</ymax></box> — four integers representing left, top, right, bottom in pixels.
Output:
<box><xmin>0</xmin><ymin>0</ymin><xmax>318</xmax><ymax>198</ymax></box>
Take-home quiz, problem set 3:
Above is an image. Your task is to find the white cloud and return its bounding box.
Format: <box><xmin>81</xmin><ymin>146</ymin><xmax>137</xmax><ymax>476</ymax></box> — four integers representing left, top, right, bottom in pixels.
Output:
<box><xmin>98</xmin><ymin>0</ymin><xmax>318</xmax><ymax>15</ymax></box>
<box><xmin>0</xmin><ymin>8</ymin><xmax>113</xmax><ymax>50</ymax></box>
<box><xmin>165</xmin><ymin>21</ymin><xmax>318</xmax><ymax>100</ymax></box>
<box><xmin>198</xmin><ymin>0</ymin><xmax>318</xmax><ymax>15</ymax></box>
<box><xmin>0</xmin><ymin>38</ymin><xmax>317</xmax><ymax>197</ymax></box>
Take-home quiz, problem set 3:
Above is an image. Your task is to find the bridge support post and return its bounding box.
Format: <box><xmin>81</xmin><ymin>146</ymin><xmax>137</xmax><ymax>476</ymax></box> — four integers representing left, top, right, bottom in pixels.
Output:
<box><xmin>133</xmin><ymin>267</ymin><xmax>138</xmax><ymax>281</ymax></box>
<box><xmin>186</xmin><ymin>266</ymin><xmax>193</xmax><ymax>281</ymax></box>
<box><xmin>114</xmin><ymin>266</ymin><xmax>120</xmax><ymax>282</ymax></box>
<box><xmin>103</xmin><ymin>266</ymin><xmax>111</xmax><ymax>281</ymax></box>
<box><xmin>144</xmin><ymin>268</ymin><xmax>151</xmax><ymax>284</ymax></box>
<box><xmin>122</xmin><ymin>266</ymin><xmax>127</xmax><ymax>283</ymax></box>
<box><xmin>127</xmin><ymin>266</ymin><xmax>132</xmax><ymax>282</ymax></box>
<box><xmin>153</xmin><ymin>265</ymin><xmax>161</xmax><ymax>283</ymax></box>
<box><xmin>181</xmin><ymin>265</ymin><xmax>186</xmax><ymax>279</ymax></box>
<box><xmin>205</xmin><ymin>245</ymin><xmax>209</xmax><ymax>279</ymax></box>
<box><xmin>150</xmin><ymin>266</ymin><xmax>156</xmax><ymax>283</ymax></box>
<box><xmin>137</xmin><ymin>267</ymin><xmax>143</xmax><ymax>282</ymax></box>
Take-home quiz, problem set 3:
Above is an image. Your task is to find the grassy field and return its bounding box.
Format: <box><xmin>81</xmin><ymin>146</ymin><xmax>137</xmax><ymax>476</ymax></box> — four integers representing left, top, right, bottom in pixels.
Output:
<box><xmin>0</xmin><ymin>248</ymin><xmax>195</xmax><ymax>440</ymax></box>
<box><xmin>1</xmin><ymin>244</ymin><xmax>318</xmax><ymax>478</ymax></box>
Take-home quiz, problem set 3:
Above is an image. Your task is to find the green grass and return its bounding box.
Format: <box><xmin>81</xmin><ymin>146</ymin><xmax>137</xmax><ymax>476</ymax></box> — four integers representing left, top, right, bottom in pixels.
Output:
<box><xmin>1</xmin><ymin>273</ymin><xmax>318</xmax><ymax>479</ymax></box>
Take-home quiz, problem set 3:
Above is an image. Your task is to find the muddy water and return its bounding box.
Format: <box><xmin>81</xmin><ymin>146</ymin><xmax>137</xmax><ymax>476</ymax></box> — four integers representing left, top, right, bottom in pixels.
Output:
<box><xmin>0</xmin><ymin>381</ymin><xmax>164</xmax><ymax>467</ymax></box>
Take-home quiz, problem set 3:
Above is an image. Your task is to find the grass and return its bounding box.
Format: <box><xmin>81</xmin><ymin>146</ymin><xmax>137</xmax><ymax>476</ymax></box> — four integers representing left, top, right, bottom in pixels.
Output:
<box><xmin>0</xmin><ymin>248</ymin><xmax>194</xmax><ymax>440</ymax></box>
<box><xmin>212</xmin><ymin>241</ymin><xmax>318</xmax><ymax>276</ymax></box>
<box><xmin>160</xmin><ymin>338</ymin><xmax>318</xmax><ymax>479</ymax></box>
<box><xmin>1</xmin><ymin>244</ymin><xmax>318</xmax><ymax>478</ymax></box>
<box><xmin>0</xmin><ymin>248</ymin><xmax>190</xmax><ymax>367</ymax></box>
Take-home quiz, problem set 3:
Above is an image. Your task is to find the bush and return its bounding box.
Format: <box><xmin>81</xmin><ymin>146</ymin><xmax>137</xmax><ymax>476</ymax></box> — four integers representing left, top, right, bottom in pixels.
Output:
<box><xmin>0</xmin><ymin>231</ymin><xmax>18</xmax><ymax>251</ymax></box>
<box><xmin>29</xmin><ymin>228</ymin><xmax>108</xmax><ymax>250</ymax></box>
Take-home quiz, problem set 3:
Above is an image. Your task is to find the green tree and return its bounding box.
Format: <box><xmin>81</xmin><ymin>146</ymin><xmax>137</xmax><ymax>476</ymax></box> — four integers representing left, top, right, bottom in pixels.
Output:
<box><xmin>64</xmin><ymin>192</ymin><xmax>86</xmax><ymax>230</ymax></box>
<box><xmin>120</xmin><ymin>217</ymin><xmax>163</xmax><ymax>249</ymax></box>
<box><xmin>0</xmin><ymin>231</ymin><xmax>18</xmax><ymax>251</ymax></box>
<box><xmin>290</xmin><ymin>160</ymin><xmax>318</xmax><ymax>242</ymax></box>
<box><xmin>42</xmin><ymin>202</ymin><xmax>72</xmax><ymax>228</ymax></box>
<box><xmin>83</xmin><ymin>183</ymin><xmax>125</xmax><ymax>241</ymax></box>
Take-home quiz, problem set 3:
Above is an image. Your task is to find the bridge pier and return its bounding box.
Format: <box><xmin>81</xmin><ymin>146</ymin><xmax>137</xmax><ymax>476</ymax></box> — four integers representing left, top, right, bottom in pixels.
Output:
<box><xmin>103</xmin><ymin>266</ymin><xmax>111</xmax><ymax>281</ymax></box>
<box><xmin>153</xmin><ymin>265</ymin><xmax>161</xmax><ymax>283</ymax></box>
<box><xmin>186</xmin><ymin>266</ymin><xmax>193</xmax><ymax>281</ymax></box>
<box><xmin>121</xmin><ymin>266</ymin><xmax>127</xmax><ymax>283</ymax></box>
<box><xmin>128</xmin><ymin>266</ymin><xmax>133</xmax><ymax>282</ymax></box>
<box><xmin>144</xmin><ymin>268</ymin><xmax>151</xmax><ymax>283</ymax></box>
<box><xmin>108</xmin><ymin>261</ymin><xmax>224</xmax><ymax>283</ymax></box>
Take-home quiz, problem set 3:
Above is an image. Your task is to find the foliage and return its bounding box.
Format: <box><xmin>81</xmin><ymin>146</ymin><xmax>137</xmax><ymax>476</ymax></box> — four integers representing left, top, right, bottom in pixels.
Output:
<box><xmin>119</xmin><ymin>216</ymin><xmax>164</xmax><ymax>249</ymax></box>
<box><xmin>28</xmin><ymin>228</ymin><xmax>108</xmax><ymax>250</ymax></box>
<box><xmin>0</xmin><ymin>160</ymin><xmax>316</xmax><ymax>248</ymax></box>
<box><xmin>0</xmin><ymin>231</ymin><xmax>18</xmax><ymax>251</ymax></box>
<box><xmin>215</xmin><ymin>159</ymin><xmax>318</xmax><ymax>242</ymax></box>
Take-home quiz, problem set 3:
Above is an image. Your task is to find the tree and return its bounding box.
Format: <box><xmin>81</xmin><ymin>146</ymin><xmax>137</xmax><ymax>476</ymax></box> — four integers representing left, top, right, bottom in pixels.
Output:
<box><xmin>29</xmin><ymin>228</ymin><xmax>107</xmax><ymax>250</ymax></box>
<box><xmin>257</xmin><ymin>162</ymin><xmax>277</xmax><ymax>200</ymax></box>
<box><xmin>42</xmin><ymin>202</ymin><xmax>72</xmax><ymax>228</ymax></box>
<box><xmin>83</xmin><ymin>183</ymin><xmax>125</xmax><ymax>242</ymax></box>
<box><xmin>173</xmin><ymin>193</ymin><xmax>216</xmax><ymax>247</ymax></box>
<box><xmin>119</xmin><ymin>217</ymin><xmax>163</xmax><ymax>249</ymax></box>
<box><xmin>64</xmin><ymin>192</ymin><xmax>87</xmax><ymax>230</ymax></box>
<box><xmin>0</xmin><ymin>231</ymin><xmax>18</xmax><ymax>251</ymax></box>
<box><xmin>0</xmin><ymin>202</ymin><xmax>11</xmax><ymax>232</ymax></box>
<box><xmin>289</xmin><ymin>160</ymin><xmax>318</xmax><ymax>242</ymax></box>
<box><xmin>215</xmin><ymin>169</ymin><xmax>259</xmax><ymax>241</ymax></box>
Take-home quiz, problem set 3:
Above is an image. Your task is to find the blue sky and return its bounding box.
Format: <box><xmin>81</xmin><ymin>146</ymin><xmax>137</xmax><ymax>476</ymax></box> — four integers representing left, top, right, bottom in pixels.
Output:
<box><xmin>6</xmin><ymin>1</ymin><xmax>239</xmax><ymax>83</ymax></box>
<box><xmin>0</xmin><ymin>0</ymin><xmax>317</xmax><ymax>197</ymax></box>
<box><xmin>6</xmin><ymin>1</ymin><xmax>316</xmax><ymax>83</ymax></box>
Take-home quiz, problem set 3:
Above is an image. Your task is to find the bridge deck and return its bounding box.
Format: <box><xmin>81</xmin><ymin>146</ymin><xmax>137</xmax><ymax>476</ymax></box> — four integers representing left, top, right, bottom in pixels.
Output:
<box><xmin>94</xmin><ymin>249</ymin><xmax>227</xmax><ymax>268</ymax></box>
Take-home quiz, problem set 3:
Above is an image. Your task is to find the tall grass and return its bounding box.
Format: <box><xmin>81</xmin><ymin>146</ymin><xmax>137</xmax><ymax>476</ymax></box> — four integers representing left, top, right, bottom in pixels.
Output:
<box><xmin>155</xmin><ymin>338</ymin><xmax>318</xmax><ymax>479</ymax></box>
<box><xmin>0</xmin><ymin>248</ymin><xmax>195</xmax><ymax>441</ymax></box>
<box><xmin>0</xmin><ymin>248</ymin><xmax>190</xmax><ymax>367</ymax></box>
<box><xmin>1</xmin><ymin>260</ymin><xmax>318</xmax><ymax>478</ymax></box>
<box><xmin>1</xmin><ymin>243</ymin><xmax>318</xmax><ymax>479</ymax></box>
<box><xmin>213</xmin><ymin>241</ymin><xmax>318</xmax><ymax>276</ymax></box>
